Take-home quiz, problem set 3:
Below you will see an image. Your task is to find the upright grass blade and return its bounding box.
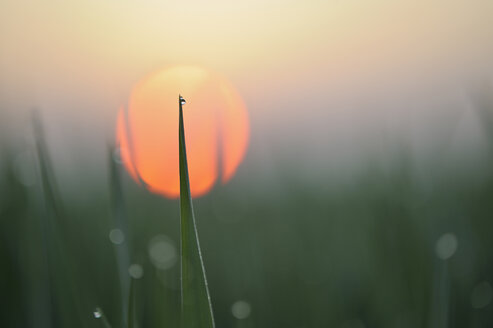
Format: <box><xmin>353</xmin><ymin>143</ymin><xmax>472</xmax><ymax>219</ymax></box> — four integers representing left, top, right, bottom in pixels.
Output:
<box><xmin>32</xmin><ymin>111</ymin><xmax>87</xmax><ymax>327</ymax></box>
<box><xmin>109</xmin><ymin>146</ymin><xmax>136</xmax><ymax>328</ymax></box>
<box><xmin>127</xmin><ymin>278</ymin><xmax>136</xmax><ymax>328</ymax></box>
<box><xmin>178</xmin><ymin>95</ymin><xmax>215</xmax><ymax>328</ymax></box>
<box><xmin>108</xmin><ymin>145</ymin><xmax>131</xmax><ymax>326</ymax></box>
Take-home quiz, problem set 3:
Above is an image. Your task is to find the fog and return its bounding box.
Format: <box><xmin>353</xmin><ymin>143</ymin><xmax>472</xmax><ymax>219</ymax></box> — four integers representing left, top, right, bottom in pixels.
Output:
<box><xmin>1</xmin><ymin>0</ymin><xmax>493</xmax><ymax>195</ymax></box>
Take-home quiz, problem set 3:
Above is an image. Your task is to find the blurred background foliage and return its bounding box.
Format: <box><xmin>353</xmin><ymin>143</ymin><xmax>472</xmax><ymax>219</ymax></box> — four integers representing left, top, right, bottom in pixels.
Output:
<box><xmin>1</xmin><ymin>87</ymin><xmax>493</xmax><ymax>328</ymax></box>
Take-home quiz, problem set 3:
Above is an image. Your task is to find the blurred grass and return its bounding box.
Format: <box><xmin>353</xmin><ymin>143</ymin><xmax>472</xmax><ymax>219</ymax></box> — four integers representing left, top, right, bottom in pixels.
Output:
<box><xmin>32</xmin><ymin>111</ymin><xmax>90</xmax><ymax>327</ymax></box>
<box><xmin>1</xmin><ymin>90</ymin><xmax>493</xmax><ymax>327</ymax></box>
<box><xmin>108</xmin><ymin>145</ymin><xmax>131</xmax><ymax>326</ymax></box>
<box><xmin>128</xmin><ymin>278</ymin><xmax>136</xmax><ymax>328</ymax></box>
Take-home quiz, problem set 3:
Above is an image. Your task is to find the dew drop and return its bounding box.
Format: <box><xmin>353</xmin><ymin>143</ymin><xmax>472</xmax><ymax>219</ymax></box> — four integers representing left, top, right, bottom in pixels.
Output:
<box><xmin>180</xmin><ymin>95</ymin><xmax>186</xmax><ymax>105</ymax></box>
<box><xmin>93</xmin><ymin>308</ymin><xmax>102</xmax><ymax>319</ymax></box>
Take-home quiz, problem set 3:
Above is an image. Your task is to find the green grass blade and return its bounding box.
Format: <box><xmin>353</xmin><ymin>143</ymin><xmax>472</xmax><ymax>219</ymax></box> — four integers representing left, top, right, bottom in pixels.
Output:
<box><xmin>32</xmin><ymin>111</ymin><xmax>87</xmax><ymax>327</ymax></box>
<box><xmin>127</xmin><ymin>278</ymin><xmax>136</xmax><ymax>328</ymax></box>
<box><xmin>108</xmin><ymin>145</ymin><xmax>131</xmax><ymax>326</ymax></box>
<box><xmin>178</xmin><ymin>95</ymin><xmax>215</xmax><ymax>328</ymax></box>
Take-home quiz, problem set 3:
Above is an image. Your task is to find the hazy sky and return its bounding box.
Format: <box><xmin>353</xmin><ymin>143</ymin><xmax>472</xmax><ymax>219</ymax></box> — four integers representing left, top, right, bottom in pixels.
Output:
<box><xmin>1</xmin><ymin>0</ymin><xmax>493</xmax><ymax>191</ymax></box>
<box><xmin>1</xmin><ymin>0</ymin><xmax>492</xmax><ymax>113</ymax></box>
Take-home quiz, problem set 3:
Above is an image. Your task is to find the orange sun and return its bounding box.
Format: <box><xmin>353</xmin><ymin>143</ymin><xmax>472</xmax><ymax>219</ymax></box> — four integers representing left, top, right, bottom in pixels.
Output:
<box><xmin>116</xmin><ymin>65</ymin><xmax>249</xmax><ymax>198</ymax></box>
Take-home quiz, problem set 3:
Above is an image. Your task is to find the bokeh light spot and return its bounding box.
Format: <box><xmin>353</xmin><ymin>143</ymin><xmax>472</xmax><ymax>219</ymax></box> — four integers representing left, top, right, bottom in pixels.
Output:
<box><xmin>471</xmin><ymin>281</ymin><xmax>493</xmax><ymax>309</ymax></box>
<box><xmin>231</xmin><ymin>300</ymin><xmax>251</xmax><ymax>319</ymax></box>
<box><xmin>435</xmin><ymin>233</ymin><xmax>458</xmax><ymax>260</ymax></box>
<box><xmin>128</xmin><ymin>264</ymin><xmax>144</xmax><ymax>279</ymax></box>
<box><xmin>148</xmin><ymin>235</ymin><xmax>177</xmax><ymax>270</ymax></box>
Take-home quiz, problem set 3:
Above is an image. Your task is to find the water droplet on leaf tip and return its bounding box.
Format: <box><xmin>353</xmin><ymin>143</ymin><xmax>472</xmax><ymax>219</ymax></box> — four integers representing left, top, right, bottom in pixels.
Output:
<box><xmin>93</xmin><ymin>308</ymin><xmax>102</xmax><ymax>318</ymax></box>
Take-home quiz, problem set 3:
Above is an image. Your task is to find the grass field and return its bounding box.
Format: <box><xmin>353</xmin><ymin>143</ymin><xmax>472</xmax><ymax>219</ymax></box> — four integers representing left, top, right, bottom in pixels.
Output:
<box><xmin>1</xmin><ymin>95</ymin><xmax>493</xmax><ymax>327</ymax></box>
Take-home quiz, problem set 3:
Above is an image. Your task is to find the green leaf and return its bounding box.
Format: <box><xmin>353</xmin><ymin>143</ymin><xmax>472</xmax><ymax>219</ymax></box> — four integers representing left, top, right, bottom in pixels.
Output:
<box><xmin>108</xmin><ymin>145</ymin><xmax>131</xmax><ymax>326</ymax></box>
<box><xmin>33</xmin><ymin>111</ymin><xmax>87</xmax><ymax>327</ymax></box>
<box><xmin>178</xmin><ymin>95</ymin><xmax>215</xmax><ymax>328</ymax></box>
<box><xmin>127</xmin><ymin>278</ymin><xmax>136</xmax><ymax>328</ymax></box>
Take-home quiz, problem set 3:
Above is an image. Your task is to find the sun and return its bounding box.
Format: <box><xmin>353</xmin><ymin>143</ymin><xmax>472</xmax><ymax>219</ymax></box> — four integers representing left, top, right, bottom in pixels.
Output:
<box><xmin>116</xmin><ymin>65</ymin><xmax>249</xmax><ymax>198</ymax></box>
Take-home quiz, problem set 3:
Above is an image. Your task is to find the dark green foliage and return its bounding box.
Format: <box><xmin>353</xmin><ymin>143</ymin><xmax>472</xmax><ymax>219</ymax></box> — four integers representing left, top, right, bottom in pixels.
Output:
<box><xmin>1</xmin><ymin>94</ymin><xmax>493</xmax><ymax>327</ymax></box>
